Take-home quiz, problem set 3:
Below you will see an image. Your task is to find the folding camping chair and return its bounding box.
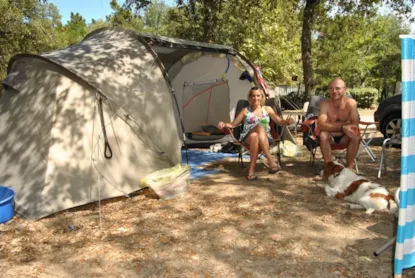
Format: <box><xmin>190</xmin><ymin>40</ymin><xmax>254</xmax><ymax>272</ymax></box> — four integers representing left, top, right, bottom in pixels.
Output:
<box><xmin>226</xmin><ymin>98</ymin><xmax>285</xmax><ymax>170</ymax></box>
<box><xmin>301</xmin><ymin>96</ymin><xmax>378</xmax><ymax>172</ymax></box>
<box><xmin>377</xmin><ymin>137</ymin><xmax>402</xmax><ymax>178</ymax></box>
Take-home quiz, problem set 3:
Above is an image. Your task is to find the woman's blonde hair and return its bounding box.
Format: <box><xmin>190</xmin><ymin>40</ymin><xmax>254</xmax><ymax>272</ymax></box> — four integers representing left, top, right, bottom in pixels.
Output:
<box><xmin>247</xmin><ymin>86</ymin><xmax>266</xmax><ymax>106</ymax></box>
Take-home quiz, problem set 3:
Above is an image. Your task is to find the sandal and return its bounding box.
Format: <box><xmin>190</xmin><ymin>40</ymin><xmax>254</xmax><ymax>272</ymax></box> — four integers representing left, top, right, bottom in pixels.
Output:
<box><xmin>246</xmin><ymin>175</ymin><xmax>258</xmax><ymax>181</ymax></box>
<box><xmin>268</xmin><ymin>164</ymin><xmax>281</xmax><ymax>174</ymax></box>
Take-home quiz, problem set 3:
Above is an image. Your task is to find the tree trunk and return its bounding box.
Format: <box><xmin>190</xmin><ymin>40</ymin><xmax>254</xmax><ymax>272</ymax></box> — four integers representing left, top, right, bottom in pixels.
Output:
<box><xmin>202</xmin><ymin>0</ymin><xmax>211</xmax><ymax>41</ymax></box>
<box><xmin>301</xmin><ymin>0</ymin><xmax>320</xmax><ymax>102</ymax></box>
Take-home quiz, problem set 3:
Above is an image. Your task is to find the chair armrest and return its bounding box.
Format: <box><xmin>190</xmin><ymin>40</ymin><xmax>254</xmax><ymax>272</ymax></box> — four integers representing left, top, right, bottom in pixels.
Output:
<box><xmin>300</xmin><ymin>117</ymin><xmax>317</xmax><ymax>133</ymax></box>
<box><xmin>224</xmin><ymin>124</ymin><xmax>243</xmax><ymax>143</ymax></box>
<box><xmin>359</xmin><ymin>121</ymin><xmax>379</xmax><ymax>127</ymax></box>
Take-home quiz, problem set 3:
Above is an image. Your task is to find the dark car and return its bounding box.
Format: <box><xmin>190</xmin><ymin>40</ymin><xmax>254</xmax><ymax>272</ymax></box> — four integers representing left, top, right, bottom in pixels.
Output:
<box><xmin>374</xmin><ymin>94</ymin><xmax>401</xmax><ymax>139</ymax></box>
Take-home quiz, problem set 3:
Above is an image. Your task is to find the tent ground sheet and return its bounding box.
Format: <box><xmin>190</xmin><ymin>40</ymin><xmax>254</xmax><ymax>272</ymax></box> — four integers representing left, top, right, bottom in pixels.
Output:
<box><xmin>181</xmin><ymin>149</ymin><xmax>236</xmax><ymax>179</ymax></box>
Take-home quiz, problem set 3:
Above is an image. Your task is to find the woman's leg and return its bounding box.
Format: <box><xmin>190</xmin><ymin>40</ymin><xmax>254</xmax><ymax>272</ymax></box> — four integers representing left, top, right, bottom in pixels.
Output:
<box><xmin>251</xmin><ymin>125</ymin><xmax>278</xmax><ymax>168</ymax></box>
<box><xmin>245</xmin><ymin>132</ymin><xmax>260</xmax><ymax>176</ymax></box>
<box><xmin>245</xmin><ymin>125</ymin><xmax>278</xmax><ymax>176</ymax></box>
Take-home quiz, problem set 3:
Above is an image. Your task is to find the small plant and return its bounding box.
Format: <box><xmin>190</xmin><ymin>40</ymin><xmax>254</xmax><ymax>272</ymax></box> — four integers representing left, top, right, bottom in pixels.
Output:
<box><xmin>348</xmin><ymin>88</ymin><xmax>378</xmax><ymax>109</ymax></box>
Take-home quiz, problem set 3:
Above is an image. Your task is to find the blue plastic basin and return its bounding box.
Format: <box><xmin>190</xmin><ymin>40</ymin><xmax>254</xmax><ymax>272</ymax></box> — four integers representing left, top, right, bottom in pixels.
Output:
<box><xmin>0</xmin><ymin>186</ymin><xmax>16</xmax><ymax>224</ymax></box>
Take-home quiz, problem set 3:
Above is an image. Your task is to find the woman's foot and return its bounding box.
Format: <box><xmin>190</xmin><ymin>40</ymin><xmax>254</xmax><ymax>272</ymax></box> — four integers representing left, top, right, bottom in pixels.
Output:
<box><xmin>246</xmin><ymin>175</ymin><xmax>258</xmax><ymax>181</ymax></box>
<box><xmin>268</xmin><ymin>162</ymin><xmax>281</xmax><ymax>174</ymax></box>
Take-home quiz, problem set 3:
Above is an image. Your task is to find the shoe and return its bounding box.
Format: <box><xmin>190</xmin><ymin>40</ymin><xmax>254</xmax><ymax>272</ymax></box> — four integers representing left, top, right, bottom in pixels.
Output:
<box><xmin>246</xmin><ymin>175</ymin><xmax>258</xmax><ymax>181</ymax></box>
<box><xmin>268</xmin><ymin>164</ymin><xmax>281</xmax><ymax>174</ymax></box>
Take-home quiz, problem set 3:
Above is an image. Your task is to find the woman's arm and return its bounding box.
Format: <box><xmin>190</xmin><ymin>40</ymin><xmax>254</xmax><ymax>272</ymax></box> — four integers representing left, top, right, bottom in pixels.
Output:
<box><xmin>266</xmin><ymin>106</ymin><xmax>292</xmax><ymax>125</ymax></box>
<box><xmin>218</xmin><ymin>108</ymin><xmax>246</xmax><ymax>130</ymax></box>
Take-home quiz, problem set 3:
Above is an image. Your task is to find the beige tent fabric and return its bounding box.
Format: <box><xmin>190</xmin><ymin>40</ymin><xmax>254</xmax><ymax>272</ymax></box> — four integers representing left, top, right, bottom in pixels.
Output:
<box><xmin>0</xmin><ymin>29</ymin><xmax>181</xmax><ymax>219</ymax></box>
<box><xmin>170</xmin><ymin>54</ymin><xmax>254</xmax><ymax>133</ymax></box>
<box><xmin>42</xmin><ymin>29</ymin><xmax>182</xmax><ymax>166</ymax></box>
<box><xmin>0</xmin><ymin>27</ymin><xmax>263</xmax><ymax>219</ymax></box>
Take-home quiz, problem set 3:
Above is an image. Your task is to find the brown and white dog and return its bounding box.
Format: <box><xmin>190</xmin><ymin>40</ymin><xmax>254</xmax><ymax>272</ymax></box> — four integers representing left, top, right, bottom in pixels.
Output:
<box><xmin>319</xmin><ymin>161</ymin><xmax>398</xmax><ymax>215</ymax></box>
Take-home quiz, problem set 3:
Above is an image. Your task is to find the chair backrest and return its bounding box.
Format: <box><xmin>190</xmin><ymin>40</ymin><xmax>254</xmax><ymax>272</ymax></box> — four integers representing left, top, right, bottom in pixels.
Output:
<box><xmin>233</xmin><ymin>98</ymin><xmax>283</xmax><ymax>141</ymax></box>
<box><xmin>233</xmin><ymin>99</ymin><xmax>249</xmax><ymax>140</ymax></box>
<box><xmin>305</xmin><ymin>95</ymin><xmax>325</xmax><ymax>120</ymax></box>
<box><xmin>302</xmin><ymin>102</ymin><xmax>309</xmax><ymax>115</ymax></box>
<box><xmin>265</xmin><ymin>97</ymin><xmax>283</xmax><ymax>139</ymax></box>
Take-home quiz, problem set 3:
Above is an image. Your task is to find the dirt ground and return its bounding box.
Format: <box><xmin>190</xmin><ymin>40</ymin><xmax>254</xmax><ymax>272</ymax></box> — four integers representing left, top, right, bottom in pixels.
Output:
<box><xmin>0</xmin><ymin>128</ymin><xmax>413</xmax><ymax>277</ymax></box>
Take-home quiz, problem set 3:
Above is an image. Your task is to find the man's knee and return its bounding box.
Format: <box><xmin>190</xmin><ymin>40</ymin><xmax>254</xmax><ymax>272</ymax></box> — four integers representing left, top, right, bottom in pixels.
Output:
<box><xmin>319</xmin><ymin>131</ymin><xmax>330</xmax><ymax>144</ymax></box>
<box><xmin>349</xmin><ymin>135</ymin><xmax>360</xmax><ymax>145</ymax></box>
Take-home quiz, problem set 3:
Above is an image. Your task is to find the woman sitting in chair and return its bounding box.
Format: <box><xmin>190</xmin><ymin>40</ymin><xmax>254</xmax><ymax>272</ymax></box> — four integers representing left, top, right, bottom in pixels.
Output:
<box><xmin>218</xmin><ymin>87</ymin><xmax>292</xmax><ymax>180</ymax></box>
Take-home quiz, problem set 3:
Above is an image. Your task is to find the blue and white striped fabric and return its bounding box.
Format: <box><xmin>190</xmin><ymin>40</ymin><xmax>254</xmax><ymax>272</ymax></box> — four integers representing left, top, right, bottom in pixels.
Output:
<box><xmin>395</xmin><ymin>35</ymin><xmax>415</xmax><ymax>276</ymax></box>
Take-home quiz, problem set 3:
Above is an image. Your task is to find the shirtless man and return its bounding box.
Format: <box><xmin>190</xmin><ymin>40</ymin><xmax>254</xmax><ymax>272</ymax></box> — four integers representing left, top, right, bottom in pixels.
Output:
<box><xmin>318</xmin><ymin>78</ymin><xmax>360</xmax><ymax>169</ymax></box>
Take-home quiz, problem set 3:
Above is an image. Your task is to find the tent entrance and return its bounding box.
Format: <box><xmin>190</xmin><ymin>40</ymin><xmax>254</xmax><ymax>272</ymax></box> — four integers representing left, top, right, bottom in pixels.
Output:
<box><xmin>182</xmin><ymin>80</ymin><xmax>230</xmax><ymax>139</ymax></box>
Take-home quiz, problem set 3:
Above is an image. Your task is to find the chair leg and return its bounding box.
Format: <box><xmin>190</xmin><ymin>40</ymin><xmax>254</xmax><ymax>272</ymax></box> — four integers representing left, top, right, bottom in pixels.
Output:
<box><xmin>374</xmin><ymin>236</ymin><xmax>396</xmax><ymax>256</ymax></box>
<box><xmin>378</xmin><ymin>138</ymin><xmax>391</xmax><ymax>178</ymax></box>
<box><xmin>311</xmin><ymin>148</ymin><xmax>317</xmax><ymax>166</ymax></box>
<box><xmin>239</xmin><ymin>151</ymin><xmax>243</xmax><ymax>168</ymax></box>
<box><xmin>238</xmin><ymin>146</ymin><xmax>245</xmax><ymax>168</ymax></box>
<box><xmin>354</xmin><ymin>158</ymin><xmax>359</xmax><ymax>173</ymax></box>
<box><xmin>276</xmin><ymin>141</ymin><xmax>281</xmax><ymax>165</ymax></box>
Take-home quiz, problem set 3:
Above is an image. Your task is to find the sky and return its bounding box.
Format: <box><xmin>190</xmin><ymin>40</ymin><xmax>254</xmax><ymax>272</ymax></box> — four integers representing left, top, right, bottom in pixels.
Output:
<box><xmin>49</xmin><ymin>0</ymin><xmax>175</xmax><ymax>24</ymax></box>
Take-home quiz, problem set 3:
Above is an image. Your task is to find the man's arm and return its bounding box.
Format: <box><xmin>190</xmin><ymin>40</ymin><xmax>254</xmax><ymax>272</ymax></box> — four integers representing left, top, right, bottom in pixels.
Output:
<box><xmin>347</xmin><ymin>98</ymin><xmax>359</xmax><ymax>126</ymax></box>
<box><xmin>318</xmin><ymin>100</ymin><xmax>342</xmax><ymax>132</ymax></box>
<box><xmin>343</xmin><ymin>98</ymin><xmax>360</xmax><ymax>137</ymax></box>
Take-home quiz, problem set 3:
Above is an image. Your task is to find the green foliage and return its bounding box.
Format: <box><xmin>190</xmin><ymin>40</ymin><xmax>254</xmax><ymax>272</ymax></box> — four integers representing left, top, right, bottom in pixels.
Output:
<box><xmin>0</xmin><ymin>0</ymin><xmax>64</xmax><ymax>80</ymax></box>
<box><xmin>61</xmin><ymin>12</ymin><xmax>87</xmax><ymax>45</ymax></box>
<box><xmin>0</xmin><ymin>0</ymin><xmax>413</xmax><ymax>101</ymax></box>
<box><xmin>106</xmin><ymin>0</ymin><xmax>145</xmax><ymax>30</ymax></box>
<box><xmin>318</xmin><ymin>87</ymin><xmax>378</xmax><ymax>108</ymax></box>
<box><xmin>300</xmin><ymin>0</ymin><xmax>414</xmax><ymax>100</ymax></box>
<box><xmin>142</xmin><ymin>0</ymin><xmax>171</xmax><ymax>35</ymax></box>
<box><xmin>166</xmin><ymin>0</ymin><xmax>303</xmax><ymax>85</ymax></box>
<box><xmin>314</xmin><ymin>14</ymin><xmax>408</xmax><ymax>100</ymax></box>
<box><xmin>348</xmin><ymin>88</ymin><xmax>378</xmax><ymax>108</ymax></box>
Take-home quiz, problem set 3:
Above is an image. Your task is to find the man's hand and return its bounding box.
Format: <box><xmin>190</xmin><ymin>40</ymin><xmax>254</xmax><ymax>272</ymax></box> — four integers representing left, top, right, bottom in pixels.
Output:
<box><xmin>343</xmin><ymin>124</ymin><xmax>359</xmax><ymax>138</ymax></box>
<box><xmin>286</xmin><ymin>118</ymin><xmax>296</xmax><ymax>125</ymax></box>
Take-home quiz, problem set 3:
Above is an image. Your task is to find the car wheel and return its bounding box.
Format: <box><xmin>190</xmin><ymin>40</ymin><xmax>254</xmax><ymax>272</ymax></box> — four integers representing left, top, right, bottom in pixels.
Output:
<box><xmin>381</xmin><ymin>114</ymin><xmax>401</xmax><ymax>140</ymax></box>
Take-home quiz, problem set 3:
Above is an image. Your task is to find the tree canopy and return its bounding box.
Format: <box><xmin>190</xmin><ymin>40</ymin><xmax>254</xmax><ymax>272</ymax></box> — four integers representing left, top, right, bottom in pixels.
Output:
<box><xmin>0</xmin><ymin>0</ymin><xmax>412</xmax><ymax>100</ymax></box>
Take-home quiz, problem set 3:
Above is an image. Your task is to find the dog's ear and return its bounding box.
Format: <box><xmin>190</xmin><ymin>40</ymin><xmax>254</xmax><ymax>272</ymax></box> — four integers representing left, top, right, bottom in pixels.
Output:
<box><xmin>326</xmin><ymin>161</ymin><xmax>335</xmax><ymax>168</ymax></box>
<box><xmin>322</xmin><ymin>162</ymin><xmax>334</xmax><ymax>180</ymax></box>
<box><xmin>334</xmin><ymin>164</ymin><xmax>344</xmax><ymax>175</ymax></box>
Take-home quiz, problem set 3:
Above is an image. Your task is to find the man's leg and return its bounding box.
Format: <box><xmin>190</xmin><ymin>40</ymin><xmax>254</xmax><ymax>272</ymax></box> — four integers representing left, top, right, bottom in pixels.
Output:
<box><xmin>345</xmin><ymin>135</ymin><xmax>360</xmax><ymax>169</ymax></box>
<box><xmin>319</xmin><ymin>131</ymin><xmax>333</xmax><ymax>163</ymax></box>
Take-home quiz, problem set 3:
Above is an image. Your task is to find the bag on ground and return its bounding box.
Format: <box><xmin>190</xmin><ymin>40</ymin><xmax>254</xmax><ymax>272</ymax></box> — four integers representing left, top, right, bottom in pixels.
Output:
<box><xmin>281</xmin><ymin>140</ymin><xmax>301</xmax><ymax>157</ymax></box>
<box><xmin>141</xmin><ymin>164</ymin><xmax>191</xmax><ymax>200</ymax></box>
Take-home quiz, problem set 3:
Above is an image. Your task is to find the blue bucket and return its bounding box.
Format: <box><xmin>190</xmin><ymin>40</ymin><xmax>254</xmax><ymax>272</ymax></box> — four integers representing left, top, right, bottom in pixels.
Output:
<box><xmin>0</xmin><ymin>186</ymin><xmax>16</xmax><ymax>224</ymax></box>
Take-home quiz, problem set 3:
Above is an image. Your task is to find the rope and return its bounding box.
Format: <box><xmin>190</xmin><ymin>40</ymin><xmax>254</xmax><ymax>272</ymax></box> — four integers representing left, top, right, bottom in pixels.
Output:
<box><xmin>98</xmin><ymin>97</ymin><xmax>113</xmax><ymax>159</ymax></box>
<box><xmin>91</xmin><ymin>97</ymin><xmax>173</xmax><ymax>196</ymax></box>
<box><xmin>182</xmin><ymin>81</ymin><xmax>226</xmax><ymax>109</ymax></box>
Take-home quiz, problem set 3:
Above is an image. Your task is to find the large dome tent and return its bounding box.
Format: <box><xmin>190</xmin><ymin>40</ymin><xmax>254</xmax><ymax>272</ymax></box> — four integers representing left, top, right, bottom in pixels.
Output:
<box><xmin>0</xmin><ymin>27</ymin><xmax>269</xmax><ymax>219</ymax></box>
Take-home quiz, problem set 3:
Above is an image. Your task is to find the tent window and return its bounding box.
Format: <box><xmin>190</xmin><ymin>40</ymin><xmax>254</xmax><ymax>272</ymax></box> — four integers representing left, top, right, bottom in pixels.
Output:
<box><xmin>180</xmin><ymin>52</ymin><xmax>203</xmax><ymax>66</ymax></box>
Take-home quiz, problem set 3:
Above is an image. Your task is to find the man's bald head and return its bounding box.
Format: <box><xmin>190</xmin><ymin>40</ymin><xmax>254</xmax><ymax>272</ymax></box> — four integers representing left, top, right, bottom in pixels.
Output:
<box><xmin>329</xmin><ymin>77</ymin><xmax>347</xmax><ymax>88</ymax></box>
